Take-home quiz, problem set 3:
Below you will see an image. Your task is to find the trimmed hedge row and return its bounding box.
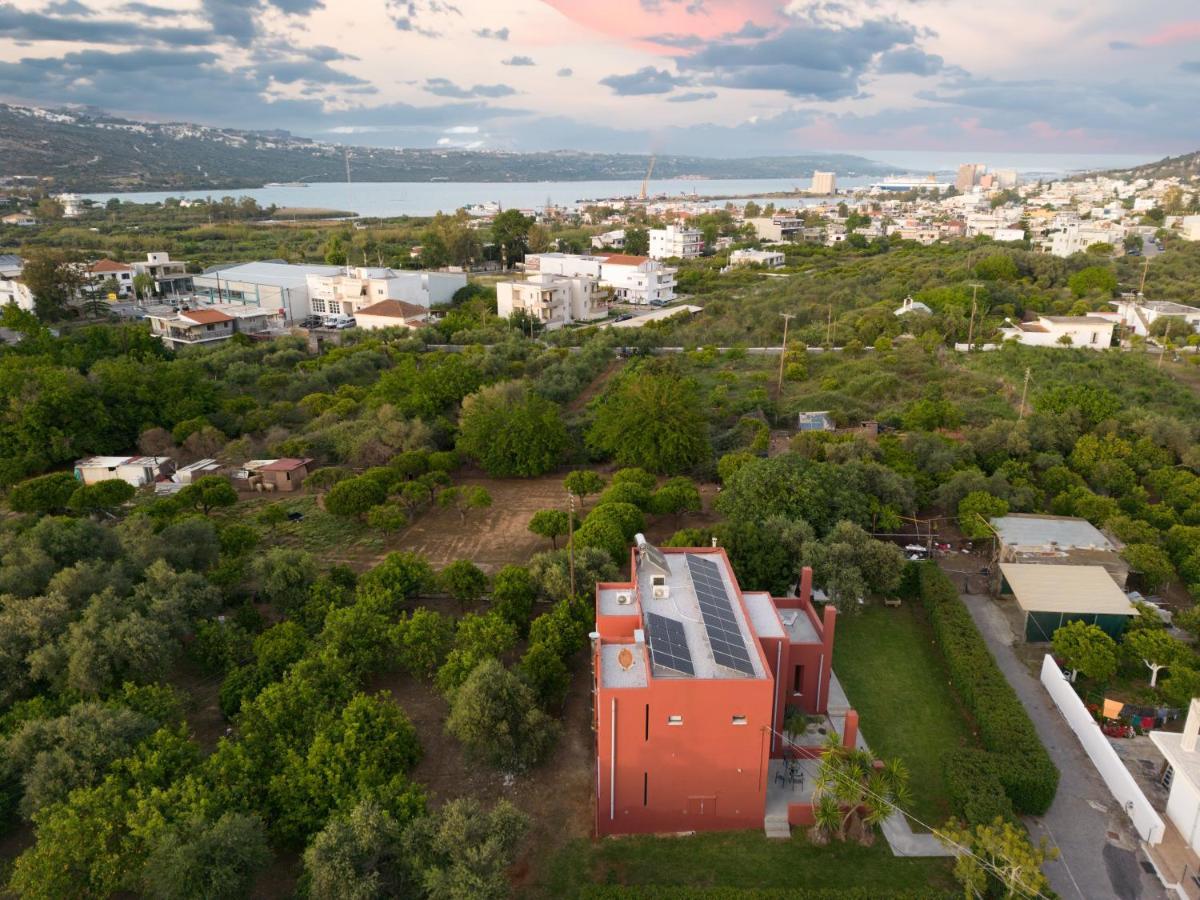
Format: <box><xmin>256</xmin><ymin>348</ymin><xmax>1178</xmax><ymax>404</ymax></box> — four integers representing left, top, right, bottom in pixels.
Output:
<box><xmin>918</xmin><ymin>563</ymin><xmax>1059</xmax><ymax>818</ymax></box>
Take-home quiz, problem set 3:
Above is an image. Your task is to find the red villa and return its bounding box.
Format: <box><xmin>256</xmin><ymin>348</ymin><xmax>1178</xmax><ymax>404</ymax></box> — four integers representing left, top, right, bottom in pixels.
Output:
<box><xmin>593</xmin><ymin>535</ymin><xmax>859</xmax><ymax>837</ymax></box>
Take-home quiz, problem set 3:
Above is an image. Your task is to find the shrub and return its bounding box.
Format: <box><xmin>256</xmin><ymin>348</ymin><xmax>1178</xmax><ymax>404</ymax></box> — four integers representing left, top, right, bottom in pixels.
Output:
<box><xmin>917</xmin><ymin>564</ymin><xmax>1058</xmax><ymax>815</ymax></box>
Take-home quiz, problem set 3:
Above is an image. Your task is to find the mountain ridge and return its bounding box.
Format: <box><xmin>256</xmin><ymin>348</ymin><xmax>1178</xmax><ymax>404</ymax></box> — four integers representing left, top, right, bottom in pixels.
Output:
<box><xmin>0</xmin><ymin>104</ymin><xmax>892</xmax><ymax>192</ymax></box>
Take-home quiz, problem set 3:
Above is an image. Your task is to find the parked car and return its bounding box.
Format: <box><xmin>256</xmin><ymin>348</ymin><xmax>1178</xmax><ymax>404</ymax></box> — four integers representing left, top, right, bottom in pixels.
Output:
<box><xmin>335</xmin><ymin>317</ymin><xmax>356</xmax><ymax>329</ymax></box>
<box><xmin>649</xmin><ymin>299</ymin><xmax>666</xmax><ymax>307</ymax></box>
<box><xmin>614</xmin><ymin>312</ymin><xmax>633</xmax><ymax>322</ymax></box>
<box><xmin>300</xmin><ymin>315</ymin><xmax>323</xmax><ymax>328</ymax></box>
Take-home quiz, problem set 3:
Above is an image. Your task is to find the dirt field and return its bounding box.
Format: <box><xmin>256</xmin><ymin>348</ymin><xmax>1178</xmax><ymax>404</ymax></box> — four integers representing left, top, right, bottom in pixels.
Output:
<box><xmin>385</xmin><ymin>470</ymin><xmax>721</xmax><ymax>575</ymax></box>
<box><xmin>366</xmin><ymin>649</ymin><xmax>596</xmax><ymax>896</ymax></box>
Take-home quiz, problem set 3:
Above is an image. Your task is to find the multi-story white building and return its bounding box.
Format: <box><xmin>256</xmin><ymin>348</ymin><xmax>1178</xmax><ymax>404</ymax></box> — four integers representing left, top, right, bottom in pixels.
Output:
<box><xmin>83</xmin><ymin>259</ymin><xmax>135</xmax><ymax>298</ymax></box>
<box><xmin>649</xmin><ymin>224</ymin><xmax>703</xmax><ymax>260</ymax></box>
<box><xmin>0</xmin><ymin>254</ymin><xmax>34</xmax><ymax>313</ymax></box>
<box><xmin>146</xmin><ymin>304</ymin><xmax>284</xmax><ymax>350</ymax></box>
<box><xmin>495</xmin><ymin>272</ymin><xmax>610</xmax><ymax>329</ymax></box>
<box><xmin>525</xmin><ymin>253</ymin><xmax>677</xmax><ymax>305</ymax></box>
<box><xmin>591</xmin><ymin>229</ymin><xmax>626</xmax><ymax>250</ymax></box>
<box><xmin>1110</xmin><ymin>298</ymin><xmax>1200</xmax><ymax>337</ymax></box>
<box><xmin>810</xmin><ymin>171</ymin><xmax>837</xmax><ymax>194</ymax></box>
<box><xmin>132</xmin><ymin>252</ymin><xmax>193</xmax><ymax>296</ymax></box>
<box><xmin>745</xmin><ymin>216</ymin><xmax>803</xmax><ymax>242</ymax></box>
<box><xmin>1045</xmin><ymin>222</ymin><xmax>1124</xmax><ymax>257</ymax></box>
<box><xmin>999</xmin><ymin>314</ymin><xmax>1115</xmax><ymax>349</ymax></box>
<box><xmin>57</xmin><ymin>193</ymin><xmax>83</xmax><ymax>218</ymax></box>
<box><xmin>305</xmin><ymin>267</ymin><xmax>466</xmax><ymax>318</ymax></box>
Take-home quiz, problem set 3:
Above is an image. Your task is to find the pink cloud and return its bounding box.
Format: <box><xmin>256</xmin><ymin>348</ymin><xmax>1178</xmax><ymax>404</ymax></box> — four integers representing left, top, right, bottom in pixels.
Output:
<box><xmin>540</xmin><ymin>0</ymin><xmax>781</xmax><ymax>54</ymax></box>
<box><xmin>1139</xmin><ymin>20</ymin><xmax>1200</xmax><ymax>46</ymax></box>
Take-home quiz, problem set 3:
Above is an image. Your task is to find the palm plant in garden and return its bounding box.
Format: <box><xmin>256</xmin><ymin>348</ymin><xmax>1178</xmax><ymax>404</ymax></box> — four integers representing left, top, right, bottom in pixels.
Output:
<box><xmin>810</xmin><ymin>737</ymin><xmax>910</xmax><ymax>846</ymax></box>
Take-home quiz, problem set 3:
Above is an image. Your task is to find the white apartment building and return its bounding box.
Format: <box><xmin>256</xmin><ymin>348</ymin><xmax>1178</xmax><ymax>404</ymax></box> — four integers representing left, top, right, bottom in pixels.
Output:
<box><xmin>495</xmin><ymin>272</ymin><xmax>609</xmax><ymax>329</ymax></box>
<box><xmin>591</xmin><ymin>229</ymin><xmax>626</xmax><ymax>250</ymax></box>
<box><xmin>999</xmin><ymin>315</ymin><xmax>1115</xmax><ymax>349</ymax></box>
<box><xmin>0</xmin><ymin>254</ymin><xmax>34</xmax><ymax>313</ymax></box>
<box><xmin>525</xmin><ymin>253</ymin><xmax>677</xmax><ymax>305</ymax></box>
<box><xmin>306</xmin><ymin>267</ymin><xmax>466</xmax><ymax>318</ymax></box>
<box><xmin>132</xmin><ymin>252</ymin><xmax>192</xmax><ymax>295</ymax></box>
<box><xmin>745</xmin><ymin>216</ymin><xmax>803</xmax><ymax>242</ymax></box>
<box><xmin>1045</xmin><ymin>222</ymin><xmax>1124</xmax><ymax>257</ymax></box>
<box><xmin>728</xmin><ymin>249</ymin><xmax>785</xmax><ymax>268</ymax></box>
<box><xmin>649</xmin><ymin>224</ymin><xmax>703</xmax><ymax>260</ymax></box>
<box><xmin>1180</xmin><ymin>216</ymin><xmax>1200</xmax><ymax>241</ymax></box>
<box><xmin>1110</xmin><ymin>298</ymin><xmax>1200</xmax><ymax>337</ymax></box>
<box><xmin>992</xmin><ymin>228</ymin><xmax>1026</xmax><ymax>243</ymax></box>
<box><xmin>810</xmin><ymin>171</ymin><xmax>837</xmax><ymax>194</ymax></box>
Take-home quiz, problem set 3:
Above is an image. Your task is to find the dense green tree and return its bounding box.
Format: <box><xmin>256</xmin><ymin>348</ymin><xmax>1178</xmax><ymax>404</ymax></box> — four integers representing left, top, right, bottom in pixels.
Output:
<box><xmin>326</xmin><ymin>477</ymin><xmax>389</xmax><ymax>520</ymax></box>
<box><xmin>1068</xmin><ymin>265</ymin><xmax>1118</xmax><ymax>298</ymax></box>
<box><xmin>439</xmin><ymin>560</ymin><xmax>488</xmax><ymax>610</ymax></box>
<box><xmin>444</xmin><ymin>658</ymin><xmax>560</xmax><ymax>771</ymax></box>
<box><xmin>649</xmin><ymin>476</ymin><xmax>702</xmax><ymax>523</ymax></box>
<box><xmin>528</xmin><ymin>508</ymin><xmax>570</xmax><ymax>549</ymax></box>
<box><xmin>404</xmin><ymin>798</ymin><xmax>529</xmax><ymax>900</ymax></box>
<box><xmin>958</xmin><ymin>491</ymin><xmax>1010</xmax><ymax>539</ymax></box>
<box><xmin>395</xmin><ymin>607</ymin><xmax>455</xmax><ymax>679</ymax></box>
<box><xmin>940</xmin><ymin>816</ymin><xmax>1056</xmax><ymax>900</ymax></box>
<box><xmin>21</xmin><ymin>249</ymin><xmax>84</xmax><ymax>320</ymax></box>
<box><xmin>303</xmin><ymin>800</ymin><xmax>414</xmax><ymax>900</ymax></box>
<box><xmin>252</xmin><ymin>548</ymin><xmax>319</xmax><ymax>612</ymax></box>
<box><xmin>587</xmin><ymin>371</ymin><xmax>711</xmax><ymax>474</ymax></box>
<box><xmin>623</xmin><ymin>227</ymin><xmax>649</xmax><ymax>256</ymax></box>
<box><xmin>436</xmin><ymin>613</ymin><xmax>518</xmax><ymax>696</ymax></box>
<box><xmin>490</xmin><ymin>565</ymin><xmax>536</xmax><ymax>633</ymax></box>
<box><xmin>177</xmin><ymin>476</ymin><xmax>238</xmax><ymax>515</ymax></box>
<box><xmin>519</xmin><ymin>641</ymin><xmax>571</xmax><ymax>709</ymax></box>
<box><xmin>563</xmin><ymin>470</ymin><xmax>605</xmax><ymax>506</ymax></box>
<box><xmin>142</xmin><ymin>813</ymin><xmax>271</xmax><ymax>900</ymax></box>
<box><xmin>457</xmin><ymin>381</ymin><xmax>568</xmax><ymax>477</ymax></box>
<box><xmin>7</xmin><ymin>472</ymin><xmax>79</xmax><ymax>514</ymax></box>
<box><xmin>801</xmin><ymin>521</ymin><xmax>905</xmax><ymax>611</ymax></box>
<box><xmin>527</xmin><ymin>546</ymin><xmax>616</xmax><ymax>601</ymax></box>
<box><xmin>356</xmin><ymin>552</ymin><xmax>433</xmax><ymax>615</ymax></box>
<box><xmin>1052</xmin><ymin>621</ymin><xmax>1118</xmax><ymax>682</ymax></box>
<box><xmin>1123</xmin><ymin>629</ymin><xmax>1188</xmax><ymax>687</ymax></box>
<box><xmin>1123</xmin><ymin>543</ymin><xmax>1176</xmax><ymax>593</ymax></box>
<box><xmin>2</xmin><ymin>702</ymin><xmax>155</xmax><ymax>818</ymax></box>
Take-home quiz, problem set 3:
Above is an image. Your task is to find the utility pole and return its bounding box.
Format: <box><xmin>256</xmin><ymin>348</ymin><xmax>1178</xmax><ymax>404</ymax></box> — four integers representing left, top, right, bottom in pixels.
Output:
<box><xmin>965</xmin><ymin>282</ymin><xmax>982</xmax><ymax>350</ymax></box>
<box><xmin>567</xmin><ymin>491</ymin><xmax>577</xmax><ymax>597</ymax></box>
<box><xmin>1139</xmin><ymin>253</ymin><xmax>1150</xmax><ymax>296</ymax></box>
<box><xmin>1159</xmin><ymin>318</ymin><xmax>1172</xmax><ymax>369</ymax></box>
<box><xmin>826</xmin><ymin>304</ymin><xmax>833</xmax><ymax>347</ymax></box>
<box><xmin>777</xmin><ymin>312</ymin><xmax>795</xmax><ymax>398</ymax></box>
<box><xmin>1018</xmin><ymin>367</ymin><xmax>1031</xmax><ymax>419</ymax></box>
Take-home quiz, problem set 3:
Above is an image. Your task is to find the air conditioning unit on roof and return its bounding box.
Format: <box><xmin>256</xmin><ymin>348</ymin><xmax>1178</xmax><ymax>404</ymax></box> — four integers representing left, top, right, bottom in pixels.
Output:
<box><xmin>615</xmin><ymin>593</ymin><xmax>632</xmax><ymax>606</ymax></box>
<box><xmin>653</xmin><ymin>585</ymin><xmax>670</xmax><ymax>600</ymax></box>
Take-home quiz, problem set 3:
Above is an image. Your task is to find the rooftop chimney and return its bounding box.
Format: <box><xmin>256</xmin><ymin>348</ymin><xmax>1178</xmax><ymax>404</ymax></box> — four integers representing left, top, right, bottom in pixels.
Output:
<box><xmin>1183</xmin><ymin>699</ymin><xmax>1200</xmax><ymax>753</ymax></box>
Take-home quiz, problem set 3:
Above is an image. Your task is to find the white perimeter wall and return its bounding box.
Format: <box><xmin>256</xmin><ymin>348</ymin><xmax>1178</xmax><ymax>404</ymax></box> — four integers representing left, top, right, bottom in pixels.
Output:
<box><xmin>1040</xmin><ymin>654</ymin><xmax>1165</xmax><ymax>844</ymax></box>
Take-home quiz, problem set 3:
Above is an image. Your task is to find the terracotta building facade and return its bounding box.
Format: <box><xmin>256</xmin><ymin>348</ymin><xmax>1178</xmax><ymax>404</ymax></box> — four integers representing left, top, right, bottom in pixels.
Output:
<box><xmin>593</xmin><ymin>537</ymin><xmax>858</xmax><ymax>837</ymax></box>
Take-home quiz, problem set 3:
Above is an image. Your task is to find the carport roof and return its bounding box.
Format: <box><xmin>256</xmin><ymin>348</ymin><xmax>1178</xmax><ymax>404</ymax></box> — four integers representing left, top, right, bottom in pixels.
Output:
<box><xmin>999</xmin><ymin>563</ymin><xmax>1135</xmax><ymax>616</ymax></box>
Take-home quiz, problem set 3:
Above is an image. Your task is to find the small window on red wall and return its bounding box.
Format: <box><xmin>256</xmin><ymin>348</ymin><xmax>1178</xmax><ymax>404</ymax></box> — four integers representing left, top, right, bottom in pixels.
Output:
<box><xmin>793</xmin><ymin>664</ymin><xmax>805</xmax><ymax>695</ymax></box>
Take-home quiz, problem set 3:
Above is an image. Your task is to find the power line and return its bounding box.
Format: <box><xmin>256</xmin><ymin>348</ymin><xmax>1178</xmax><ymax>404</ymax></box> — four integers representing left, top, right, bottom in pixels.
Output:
<box><xmin>764</xmin><ymin>722</ymin><xmax>1053</xmax><ymax>900</ymax></box>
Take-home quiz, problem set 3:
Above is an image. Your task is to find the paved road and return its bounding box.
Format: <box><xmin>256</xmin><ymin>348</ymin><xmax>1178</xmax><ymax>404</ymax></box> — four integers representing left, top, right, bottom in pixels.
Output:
<box><xmin>960</xmin><ymin>593</ymin><xmax>1166</xmax><ymax>900</ymax></box>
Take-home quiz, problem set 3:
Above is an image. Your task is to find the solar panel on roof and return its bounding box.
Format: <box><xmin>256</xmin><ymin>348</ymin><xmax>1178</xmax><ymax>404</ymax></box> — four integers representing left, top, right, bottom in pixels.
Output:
<box><xmin>644</xmin><ymin>611</ymin><xmax>694</xmax><ymax>676</ymax></box>
<box><xmin>686</xmin><ymin>555</ymin><xmax>756</xmax><ymax>675</ymax></box>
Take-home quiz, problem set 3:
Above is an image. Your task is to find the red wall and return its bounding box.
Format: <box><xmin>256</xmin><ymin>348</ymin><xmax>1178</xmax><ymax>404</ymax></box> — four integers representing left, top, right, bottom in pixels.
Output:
<box><xmin>596</xmin><ymin>671</ymin><xmax>774</xmax><ymax>836</ymax></box>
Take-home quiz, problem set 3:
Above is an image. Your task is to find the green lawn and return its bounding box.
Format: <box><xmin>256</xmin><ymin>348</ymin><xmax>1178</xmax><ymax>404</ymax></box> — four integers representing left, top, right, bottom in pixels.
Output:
<box><xmin>530</xmin><ymin>831</ymin><xmax>956</xmax><ymax>898</ymax></box>
<box><xmin>833</xmin><ymin>603</ymin><xmax>978</xmax><ymax>829</ymax></box>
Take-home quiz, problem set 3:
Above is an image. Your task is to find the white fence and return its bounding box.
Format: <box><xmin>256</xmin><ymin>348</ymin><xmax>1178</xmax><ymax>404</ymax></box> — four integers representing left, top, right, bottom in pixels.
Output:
<box><xmin>1039</xmin><ymin>654</ymin><xmax>1165</xmax><ymax>844</ymax></box>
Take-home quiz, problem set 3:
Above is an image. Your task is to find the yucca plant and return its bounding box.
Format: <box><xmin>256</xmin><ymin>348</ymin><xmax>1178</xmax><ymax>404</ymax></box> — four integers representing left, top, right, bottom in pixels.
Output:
<box><xmin>811</xmin><ymin>737</ymin><xmax>911</xmax><ymax>846</ymax></box>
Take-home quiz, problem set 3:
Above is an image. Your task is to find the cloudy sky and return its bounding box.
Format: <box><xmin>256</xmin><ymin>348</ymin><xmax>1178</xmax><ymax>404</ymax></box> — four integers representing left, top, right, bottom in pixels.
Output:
<box><xmin>1</xmin><ymin>0</ymin><xmax>1198</xmax><ymax>157</ymax></box>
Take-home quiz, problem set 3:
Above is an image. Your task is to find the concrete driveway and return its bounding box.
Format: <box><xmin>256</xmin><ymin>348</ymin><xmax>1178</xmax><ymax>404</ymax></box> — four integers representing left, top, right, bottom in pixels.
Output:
<box><xmin>960</xmin><ymin>593</ymin><xmax>1166</xmax><ymax>900</ymax></box>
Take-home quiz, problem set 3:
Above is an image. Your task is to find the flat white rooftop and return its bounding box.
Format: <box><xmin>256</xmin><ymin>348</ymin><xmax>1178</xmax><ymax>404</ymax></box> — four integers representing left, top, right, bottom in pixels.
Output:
<box><xmin>992</xmin><ymin>514</ymin><xmax>1116</xmax><ymax>552</ymax></box>
<box><xmin>636</xmin><ymin>549</ymin><xmax>766</xmax><ymax>681</ymax></box>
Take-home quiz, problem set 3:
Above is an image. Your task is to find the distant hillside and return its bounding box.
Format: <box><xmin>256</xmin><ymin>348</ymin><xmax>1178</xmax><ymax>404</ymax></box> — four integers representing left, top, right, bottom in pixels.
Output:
<box><xmin>0</xmin><ymin>104</ymin><xmax>891</xmax><ymax>192</ymax></box>
<box><xmin>1099</xmin><ymin>150</ymin><xmax>1200</xmax><ymax>182</ymax></box>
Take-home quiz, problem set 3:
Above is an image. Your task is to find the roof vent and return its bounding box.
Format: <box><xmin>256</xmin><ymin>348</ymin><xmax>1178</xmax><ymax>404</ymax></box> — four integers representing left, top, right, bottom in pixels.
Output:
<box><xmin>617</xmin><ymin>647</ymin><xmax>635</xmax><ymax>670</ymax></box>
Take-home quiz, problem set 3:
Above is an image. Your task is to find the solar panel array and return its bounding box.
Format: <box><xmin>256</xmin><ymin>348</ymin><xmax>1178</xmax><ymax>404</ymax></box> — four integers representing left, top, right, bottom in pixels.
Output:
<box><xmin>686</xmin><ymin>554</ymin><xmax>756</xmax><ymax>675</ymax></box>
<box><xmin>644</xmin><ymin>611</ymin><xmax>694</xmax><ymax>676</ymax></box>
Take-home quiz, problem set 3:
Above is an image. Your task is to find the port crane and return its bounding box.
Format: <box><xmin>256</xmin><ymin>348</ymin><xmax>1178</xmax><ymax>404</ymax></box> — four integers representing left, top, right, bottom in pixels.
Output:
<box><xmin>638</xmin><ymin>155</ymin><xmax>655</xmax><ymax>200</ymax></box>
